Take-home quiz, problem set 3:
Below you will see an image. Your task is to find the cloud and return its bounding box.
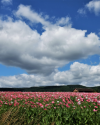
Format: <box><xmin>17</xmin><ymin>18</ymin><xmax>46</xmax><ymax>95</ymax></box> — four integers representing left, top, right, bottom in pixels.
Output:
<box><xmin>0</xmin><ymin>4</ymin><xmax>100</xmax><ymax>77</ymax></box>
<box><xmin>78</xmin><ymin>0</ymin><xmax>100</xmax><ymax>16</ymax></box>
<box><xmin>0</xmin><ymin>62</ymin><xmax>100</xmax><ymax>88</ymax></box>
<box><xmin>15</xmin><ymin>4</ymin><xmax>72</xmax><ymax>28</ymax></box>
<box><xmin>15</xmin><ymin>4</ymin><xmax>51</xmax><ymax>28</ymax></box>
<box><xmin>77</xmin><ymin>8</ymin><xmax>86</xmax><ymax>15</ymax></box>
<box><xmin>1</xmin><ymin>0</ymin><xmax>12</xmax><ymax>5</ymax></box>
<box><xmin>0</xmin><ymin>72</ymin><xmax>59</xmax><ymax>88</ymax></box>
<box><xmin>54</xmin><ymin>62</ymin><xmax>100</xmax><ymax>87</ymax></box>
<box><xmin>56</xmin><ymin>17</ymin><xmax>72</xmax><ymax>27</ymax></box>
<box><xmin>98</xmin><ymin>32</ymin><xmax>100</xmax><ymax>36</ymax></box>
<box><xmin>86</xmin><ymin>0</ymin><xmax>100</xmax><ymax>16</ymax></box>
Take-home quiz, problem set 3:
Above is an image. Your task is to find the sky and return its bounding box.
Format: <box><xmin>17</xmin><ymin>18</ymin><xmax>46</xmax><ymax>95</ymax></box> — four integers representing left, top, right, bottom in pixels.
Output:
<box><xmin>0</xmin><ymin>0</ymin><xmax>100</xmax><ymax>88</ymax></box>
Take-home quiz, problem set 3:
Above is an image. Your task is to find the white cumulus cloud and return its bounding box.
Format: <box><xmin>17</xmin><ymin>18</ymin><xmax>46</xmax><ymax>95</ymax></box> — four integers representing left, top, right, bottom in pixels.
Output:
<box><xmin>54</xmin><ymin>62</ymin><xmax>100</xmax><ymax>87</ymax></box>
<box><xmin>0</xmin><ymin>4</ymin><xmax>100</xmax><ymax>77</ymax></box>
<box><xmin>0</xmin><ymin>62</ymin><xmax>100</xmax><ymax>88</ymax></box>
<box><xmin>0</xmin><ymin>4</ymin><xmax>100</xmax><ymax>87</ymax></box>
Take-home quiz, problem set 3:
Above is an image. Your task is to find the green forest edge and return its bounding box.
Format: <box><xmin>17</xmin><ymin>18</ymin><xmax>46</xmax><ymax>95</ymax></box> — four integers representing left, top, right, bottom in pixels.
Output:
<box><xmin>0</xmin><ymin>85</ymin><xmax>99</xmax><ymax>92</ymax></box>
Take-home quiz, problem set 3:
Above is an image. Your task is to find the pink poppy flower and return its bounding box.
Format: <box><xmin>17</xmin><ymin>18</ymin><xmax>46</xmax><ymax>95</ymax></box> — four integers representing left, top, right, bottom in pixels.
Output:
<box><xmin>94</xmin><ymin>106</ymin><xmax>98</xmax><ymax>108</ymax></box>
<box><xmin>52</xmin><ymin>101</ymin><xmax>54</xmax><ymax>104</ymax></box>
<box><xmin>66</xmin><ymin>104</ymin><xmax>70</xmax><ymax>108</ymax></box>
<box><xmin>93</xmin><ymin>109</ymin><xmax>97</xmax><ymax>112</ymax></box>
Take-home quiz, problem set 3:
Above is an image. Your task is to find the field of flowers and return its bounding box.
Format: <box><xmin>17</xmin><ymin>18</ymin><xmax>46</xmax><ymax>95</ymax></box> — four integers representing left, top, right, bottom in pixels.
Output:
<box><xmin>0</xmin><ymin>91</ymin><xmax>100</xmax><ymax>125</ymax></box>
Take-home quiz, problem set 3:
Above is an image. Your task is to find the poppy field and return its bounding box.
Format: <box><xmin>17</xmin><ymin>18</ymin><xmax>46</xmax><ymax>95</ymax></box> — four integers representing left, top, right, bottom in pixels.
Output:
<box><xmin>0</xmin><ymin>91</ymin><xmax>100</xmax><ymax>125</ymax></box>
